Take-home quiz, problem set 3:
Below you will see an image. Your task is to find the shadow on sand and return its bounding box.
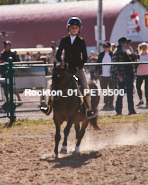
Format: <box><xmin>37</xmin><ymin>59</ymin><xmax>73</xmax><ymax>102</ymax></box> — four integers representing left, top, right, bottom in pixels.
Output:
<box><xmin>42</xmin><ymin>151</ymin><xmax>102</xmax><ymax>169</ymax></box>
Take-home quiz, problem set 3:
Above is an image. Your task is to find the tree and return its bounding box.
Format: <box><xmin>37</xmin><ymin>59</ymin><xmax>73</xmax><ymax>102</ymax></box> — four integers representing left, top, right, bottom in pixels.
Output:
<box><xmin>21</xmin><ymin>0</ymin><xmax>41</xmax><ymax>3</ymax></box>
<box><xmin>0</xmin><ymin>0</ymin><xmax>21</xmax><ymax>4</ymax></box>
<box><xmin>0</xmin><ymin>0</ymin><xmax>41</xmax><ymax>5</ymax></box>
<box><xmin>137</xmin><ymin>0</ymin><xmax>148</xmax><ymax>10</ymax></box>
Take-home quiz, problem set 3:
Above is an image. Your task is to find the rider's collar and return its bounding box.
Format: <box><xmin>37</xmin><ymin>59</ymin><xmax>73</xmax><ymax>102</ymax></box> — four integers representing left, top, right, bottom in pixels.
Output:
<box><xmin>70</xmin><ymin>34</ymin><xmax>77</xmax><ymax>44</ymax></box>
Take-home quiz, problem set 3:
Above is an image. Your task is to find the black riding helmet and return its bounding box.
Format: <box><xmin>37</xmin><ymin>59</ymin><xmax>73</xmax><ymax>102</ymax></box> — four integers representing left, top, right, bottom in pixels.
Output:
<box><xmin>67</xmin><ymin>17</ymin><xmax>82</xmax><ymax>28</ymax></box>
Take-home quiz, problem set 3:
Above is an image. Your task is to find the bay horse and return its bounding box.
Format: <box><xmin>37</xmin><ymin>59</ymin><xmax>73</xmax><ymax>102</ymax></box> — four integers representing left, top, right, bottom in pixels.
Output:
<box><xmin>49</xmin><ymin>62</ymin><xmax>100</xmax><ymax>156</ymax></box>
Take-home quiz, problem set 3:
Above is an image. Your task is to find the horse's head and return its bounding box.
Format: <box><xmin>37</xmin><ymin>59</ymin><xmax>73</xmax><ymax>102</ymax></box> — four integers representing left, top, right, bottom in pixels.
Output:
<box><xmin>53</xmin><ymin>61</ymin><xmax>68</xmax><ymax>71</ymax></box>
<box><xmin>52</xmin><ymin>62</ymin><xmax>70</xmax><ymax>91</ymax></box>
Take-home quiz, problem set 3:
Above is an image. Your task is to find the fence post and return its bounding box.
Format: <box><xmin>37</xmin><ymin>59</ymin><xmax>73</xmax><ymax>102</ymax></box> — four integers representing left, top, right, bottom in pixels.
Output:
<box><xmin>4</xmin><ymin>63</ymin><xmax>9</xmax><ymax>117</ymax></box>
<box><xmin>8</xmin><ymin>57</ymin><xmax>16</xmax><ymax>126</ymax></box>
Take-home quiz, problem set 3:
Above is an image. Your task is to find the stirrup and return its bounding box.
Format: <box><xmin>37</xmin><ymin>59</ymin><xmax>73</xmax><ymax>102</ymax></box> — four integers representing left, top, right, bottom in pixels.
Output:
<box><xmin>86</xmin><ymin>109</ymin><xmax>96</xmax><ymax>119</ymax></box>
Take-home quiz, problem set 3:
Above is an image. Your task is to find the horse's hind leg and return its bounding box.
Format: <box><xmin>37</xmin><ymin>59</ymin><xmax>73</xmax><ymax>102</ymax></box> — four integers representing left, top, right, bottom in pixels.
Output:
<box><xmin>60</xmin><ymin>116</ymin><xmax>74</xmax><ymax>154</ymax></box>
<box><xmin>74</xmin><ymin>122</ymin><xmax>80</xmax><ymax>144</ymax></box>
<box><xmin>74</xmin><ymin>119</ymin><xmax>89</xmax><ymax>154</ymax></box>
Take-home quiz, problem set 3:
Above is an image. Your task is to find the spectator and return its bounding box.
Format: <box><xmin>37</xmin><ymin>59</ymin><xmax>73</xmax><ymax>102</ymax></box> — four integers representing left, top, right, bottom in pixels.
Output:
<box><xmin>40</xmin><ymin>56</ymin><xmax>48</xmax><ymax>76</ymax></box>
<box><xmin>1</xmin><ymin>41</ymin><xmax>16</xmax><ymax>63</ymax></box>
<box><xmin>111</xmin><ymin>43</ymin><xmax>117</xmax><ymax>53</ymax></box>
<box><xmin>95</xmin><ymin>52</ymin><xmax>99</xmax><ymax>59</ymax></box>
<box><xmin>19</xmin><ymin>57</ymin><xmax>23</xmax><ymax>62</ymax></box>
<box><xmin>14</xmin><ymin>51</ymin><xmax>20</xmax><ymax>62</ymax></box>
<box><xmin>88</xmin><ymin>52</ymin><xmax>97</xmax><ymax>81</ymax></box>
<box><xmin>50</xmin><ymin>41</ymin><xmax>57</xmax><ymax>64</ymax></box>
<box><xmin>111</xmin><ymin>37</ymin><xmax>137</xmax><ymax>115</ymax></box>
<box><xmin>1</xmin><ymin>41</ymin><xmax>22</xmax><ymax>104</ymax></box>
<box><xmin>95</xmin><ymin>41</ymin><xmax>114</xmax><ymax>109</ymax></box>
<box><xmin>56</xmin><ymin>39</ymin><xmax>60</xmax><ymax>47</ymax></box>
<box><xmin>36</xmin><ymin>52</ymin><xmax>41</xmax><ymax>61</ymax></box>
<box><xmin>49</xmin><ymin>41</ymin><xmax>57</xmax><ymax>74</ymax></box>
<box><xmin>82</xmin><ymin>53</ymin><xmax>88</xmax><ymax>75</ymax></box>
<box><xmin>86</xmin><ymin>50</ymin><xmax>95</xmax><ymax>75</ymax></box>
<box><xmin>47</xmin><ymin>53</ymin><xmax>51</xmax><ymax>64</ymax></box>
<box><xmin>0</xmin><ymin>56</ymin><xmax>4</xmax><ymax>101</ymax></box>
<box><xmin>25</xmin><ymin>52</ymin><xmax>31</xmax><ymax>61</ymax></box>
<box><xmin>138</xmin><ymin>44</ymin><xmax>142</xmax><ymax>55</ymax></box>
<box><xmin>87</xmin><ymin>50</ymin><xmax>95</xmax><ymax>61</ymax></box>
<box><xmin>31</xmin><ymin>55</ymin><xmax>36</xmax><ymax>61</ymax></box>
<box><xmin>136</xmin><ymin>42</ymin><xmax>148</xmax><ymax>107</ymax></box>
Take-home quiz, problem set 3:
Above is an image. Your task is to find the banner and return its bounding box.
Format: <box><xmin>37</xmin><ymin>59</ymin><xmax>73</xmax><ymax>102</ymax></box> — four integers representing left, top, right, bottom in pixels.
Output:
<box><xmin>127</xmin><ymin>12</ymin><xmax>140</xmax><ymax>36</ymax></box>
<box><xmin>145</xmin><ymin>13</ymin><xmax>148</xmax><ymax>27</ymax></box>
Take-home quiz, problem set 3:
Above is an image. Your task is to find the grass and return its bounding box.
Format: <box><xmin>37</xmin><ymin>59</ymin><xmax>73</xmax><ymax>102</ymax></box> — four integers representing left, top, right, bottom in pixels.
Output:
<box><xmin>0</xmin><ymin>113</ymin><xmax>148</xmax><ymax>129</ymax></box>
<box><xmin>0</xmin><ymin>113</ymin><xmax>148</xmax><ymax>143</ymax></box>
<box><xmin>97</xmin><ymin>113</ymin><xmax>148</xmax><ymax>128</ymax></box>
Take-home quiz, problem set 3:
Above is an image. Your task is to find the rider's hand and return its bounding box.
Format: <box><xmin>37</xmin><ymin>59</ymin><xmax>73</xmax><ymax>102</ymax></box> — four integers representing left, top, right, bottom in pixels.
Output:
<box><xmin>69</xmin><ymin>67</ymin><xmax>77</xmax><ymax>75</ymax></box>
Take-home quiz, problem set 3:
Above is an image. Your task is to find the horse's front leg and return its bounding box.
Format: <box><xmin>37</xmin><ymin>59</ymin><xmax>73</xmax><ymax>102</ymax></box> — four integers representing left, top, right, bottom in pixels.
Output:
<box><xmin>60</xmin><ymin>116</ymin><xmax>75</xmax><ymax>154</ymax></box>
<box><xmin>74</xmin><ymin>119</ymin><xmax>89</xmax><ymax>154</ymax></box>
<box><xmin>54</xmin><ymin>123</ymin><xmax>61</xmax><ymax>156</ymax></box>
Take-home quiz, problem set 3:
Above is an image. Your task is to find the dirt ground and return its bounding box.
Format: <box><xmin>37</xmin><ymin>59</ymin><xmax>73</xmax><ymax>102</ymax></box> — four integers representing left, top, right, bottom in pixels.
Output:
<box><xmin>0</xmin><ymin>117</ymin><xmax>148</xmax><ymax>185</ymax></box>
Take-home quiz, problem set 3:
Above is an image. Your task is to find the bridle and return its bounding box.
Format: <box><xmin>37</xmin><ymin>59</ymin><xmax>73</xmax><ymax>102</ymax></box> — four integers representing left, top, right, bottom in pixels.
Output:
<box><xmin>52</xmin><ymin>69</ymin><xmax>73</xmax><ymax>100</ymax></box>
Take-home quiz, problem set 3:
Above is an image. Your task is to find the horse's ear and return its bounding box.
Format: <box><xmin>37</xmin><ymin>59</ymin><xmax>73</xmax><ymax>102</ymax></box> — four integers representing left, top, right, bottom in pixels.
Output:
<box><xmin>54</xmin><ymin>61</ymin><xmax>56</xmax><ymax>68</ymax></box>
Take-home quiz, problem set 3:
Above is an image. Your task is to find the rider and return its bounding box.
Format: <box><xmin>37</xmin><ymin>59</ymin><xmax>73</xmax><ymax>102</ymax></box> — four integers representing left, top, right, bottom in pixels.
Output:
<box><xmin>41</xmin><ymin>17</ymin><xmax>96</xmax><ymax>119</ymax></box>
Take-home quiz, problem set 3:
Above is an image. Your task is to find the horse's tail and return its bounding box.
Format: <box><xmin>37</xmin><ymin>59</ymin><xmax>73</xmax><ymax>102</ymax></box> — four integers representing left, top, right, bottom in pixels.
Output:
<box><xmin>89</xmin><ymin>108</ymin><xmax>100</xmax><ymax>130</ymax></box>
<box><xmin>87</xmin><ymin>80</ymin><xmax>100</xmax><ymax>130</ymax></box>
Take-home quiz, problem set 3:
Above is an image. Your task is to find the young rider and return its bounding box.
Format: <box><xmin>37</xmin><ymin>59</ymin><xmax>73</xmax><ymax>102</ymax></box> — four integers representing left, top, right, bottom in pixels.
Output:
<box><xmin>56</xmin><ymin>17</ymin><xmax>96</xmax><ymax>118</ymax></box>
<box><xmin>41</xmin><ymin>17</ymin><xmax>96</xmax><ymax>118</ymax></box>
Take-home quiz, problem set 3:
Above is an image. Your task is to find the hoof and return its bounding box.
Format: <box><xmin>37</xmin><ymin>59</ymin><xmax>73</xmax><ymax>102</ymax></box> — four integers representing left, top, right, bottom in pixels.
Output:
<box><xmin>72</xmin><ymin>146</ymin><xmax>80</xmax><ymax>155</ymax></box>
<box><xmin>51</xmin><ymin>152</ymin><xmax>58</xmax><ymax>159</ymax></box>
<box><xmin>60</xmin><ymin>146</ymin><xmax>67</xmax><ymax>154</ymax></box>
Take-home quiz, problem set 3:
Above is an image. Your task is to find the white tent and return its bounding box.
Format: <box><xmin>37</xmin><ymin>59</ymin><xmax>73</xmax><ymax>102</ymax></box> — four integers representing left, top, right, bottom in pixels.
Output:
<box><xmin>110</xmin><ymin>0</ymin><xmax>148</xmax><ymax>45</ymax></box>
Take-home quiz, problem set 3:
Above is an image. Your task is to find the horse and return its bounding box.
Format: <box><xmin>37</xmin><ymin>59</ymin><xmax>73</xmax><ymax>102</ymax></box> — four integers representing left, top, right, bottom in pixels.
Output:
<box><xmin>47</xmin><ymin>62</ymin><xmax>100</xmax><ymax>156</ymax></box>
